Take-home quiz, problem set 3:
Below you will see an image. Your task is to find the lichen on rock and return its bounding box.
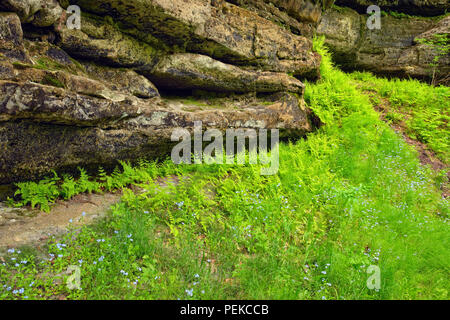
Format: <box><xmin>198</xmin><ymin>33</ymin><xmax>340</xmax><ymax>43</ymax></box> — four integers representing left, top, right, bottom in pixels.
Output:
<box><xmin>317</xmin><ymin>5</ymin><xmax>450</xmax><ymax>82</ymax></box>
<box><xmin>0</xmin><ymin>3</ymin><xmax>321</xmax><ymax>184</ymax></box>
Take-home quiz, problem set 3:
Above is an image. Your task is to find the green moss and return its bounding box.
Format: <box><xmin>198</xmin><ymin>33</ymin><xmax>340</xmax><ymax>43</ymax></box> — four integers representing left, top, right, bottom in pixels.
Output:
<box><xmin>34</xmin><ymin>57</ymin><xmax>67</xmax><ymax>71</ymax></box>
<box><xmin>12</xmin><ymin>61</ymin><xmax>32</xmax><ymax>69</ymax></box>
<box><xmin>69</xmin><ymin>57</ymin><xmax>86</xmax><ymax>72</ymax></box>
<box><xmin>41</xmin><ymin>75</ymin><xmax>65</xmax><ymax>89</ymax></box>
<box><xmin>378</xmin><ymin>9</ymin><xmax>448</xmax><ymax>21</ymax></box>
<box><xmin>58</xmin><ymin>0</ymin><xmax>70</xmax><ymax>9</ymax></box>
<box><xmin>178</xmin><ymin>98</ymin><xmax>225</xmax><ymax>110</ymax></box>
<box><xmin>331</xmin><ymin>4</ymin><xmax>355</xmax><ymax>13</ymax></box>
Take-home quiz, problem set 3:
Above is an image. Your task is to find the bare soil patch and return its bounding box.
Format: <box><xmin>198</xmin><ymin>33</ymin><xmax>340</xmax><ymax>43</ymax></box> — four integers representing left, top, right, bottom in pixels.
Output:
<box><xmin>0</xmin><ymin>192</ymin><xmax>122</xmax><ymax>249</ymax></box>
<box><xmin>0</xmin><ymin>175</ymin><xmax>181</xmax><ymax>249</ymax></box>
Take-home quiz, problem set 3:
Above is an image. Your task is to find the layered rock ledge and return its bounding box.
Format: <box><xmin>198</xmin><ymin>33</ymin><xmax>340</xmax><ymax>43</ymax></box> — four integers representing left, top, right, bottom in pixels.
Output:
<box><xmin>0</xmin><ymin>2</ymin><xmax>320</xmax><ymax>184</ymax></box>
<box><xmin>1</xmin><ymin>0</ymin><xmax>448</xmax><ymax>184</ymax></box>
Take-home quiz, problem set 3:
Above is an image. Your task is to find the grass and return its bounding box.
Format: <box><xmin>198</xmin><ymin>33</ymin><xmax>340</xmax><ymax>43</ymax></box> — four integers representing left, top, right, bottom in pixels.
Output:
<box><xmin>350</xmin><ymin>71</ymin><xmax>450</xmax><ymax>162</ymax></box>
<box><xmin>1</xmin><ymin>37</ymin><xmax>449</xmax><ymax>300</ymax></box>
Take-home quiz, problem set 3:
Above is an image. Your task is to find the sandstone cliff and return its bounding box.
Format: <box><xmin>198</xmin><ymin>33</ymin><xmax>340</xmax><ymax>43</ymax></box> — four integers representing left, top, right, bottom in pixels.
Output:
<box><xmin>0</xmin><ymin>0</ymin><xmax>448</xmax><ymax>184</ymax></box>
<box><xmin>0</xmin><ymin>0</ymin><xmax>323</xmax><ymax>184</ymax></box>
<box><xmin>317</xmin><ymin>5</ymin><xmax>449</xmax><ymax>82</ymax></box>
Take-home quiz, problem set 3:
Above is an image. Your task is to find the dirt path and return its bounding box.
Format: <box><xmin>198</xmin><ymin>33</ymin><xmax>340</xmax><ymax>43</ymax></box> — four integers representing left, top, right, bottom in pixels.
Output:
<box><xmin>0</xmin><ymin>192</ymin><xmax>123</xmax><ymax>249</ymax></box>
<box><xmin>0</xmin><ymin>176</ymin><xmax>181</xmax><ymax>249</ymax></box>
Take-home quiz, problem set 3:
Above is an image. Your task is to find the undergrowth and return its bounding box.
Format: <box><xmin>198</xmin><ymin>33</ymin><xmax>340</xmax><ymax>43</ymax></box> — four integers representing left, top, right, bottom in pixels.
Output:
<box><xmin>8</xmin><ymin>161</ymin><xmax>191</xmax><ymax>213</ymax></box>
<box><xmin>350</xmin><ymin>71</ymin><xmax>449</xmax><ymax>162</ymax></box>
<box><xmin>1</xmin><ymin>37</ymin><xmax>448</xmax><ymax>300</ymax></box>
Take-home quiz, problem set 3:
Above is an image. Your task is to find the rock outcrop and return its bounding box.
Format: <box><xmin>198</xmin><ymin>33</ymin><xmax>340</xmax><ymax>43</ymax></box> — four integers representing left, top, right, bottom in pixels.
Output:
<box><xmin>334</xmin><ymin>0</ymin><xmax>449</xmax><ymax>17</ymax></box>
<box><xmin>70</xmin><ymin>0</ymin><xmax>322</xmax><ymax>79</ymax></box>
<box><xmin>1</xmin><ymin>0</ymin><xmax>448</xmax><ymax>184</ymax></box>
<box><xmin>317</xmin><ymin>6</ymin><xmax>450</xmax><ymax>83</ymax></box>
<box><xmin>226</xmin><ymin>0</ymin><xmax>332</xmax><ymax>37</ymax></box>
<box><xmin>0</xmin><ymin>13</ymin><xmax>30</xmax><ymax>63</ymax></box>
<box><xmin>148</xmin><ymin>53</ymin><xmax>306</xmax><ymax>94</ymax></box>
<box><xmin>0</xmin><ymin>82</ymin><xmax>313</xmax><ymax>183</ymax></box>
<box><xmin>0</xmin><ymin>0</ymin><xmax>63</xmax><ymax>27</ymax></box>
<box><xmin>0</xmin><ymin>1</ymin><xmax>320</xmax><ymax>184</ymax></box>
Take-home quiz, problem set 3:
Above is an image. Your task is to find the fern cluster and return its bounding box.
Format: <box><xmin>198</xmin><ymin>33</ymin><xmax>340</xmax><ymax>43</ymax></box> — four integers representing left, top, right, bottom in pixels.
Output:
<box><xmin>9</xmin><ymin>159</ymin><xmax>184</xmax><ymax>213</ymax></box>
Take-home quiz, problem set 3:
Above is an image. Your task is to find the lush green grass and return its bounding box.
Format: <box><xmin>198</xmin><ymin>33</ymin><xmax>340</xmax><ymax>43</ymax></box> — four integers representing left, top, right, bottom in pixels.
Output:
<box><xmin>350</xmin><ymin>72</ymin><xmax>450</xmax><ymax>162</ymax></box>
<box><xmin>1</xmin><ymin>38</ymin><xmax>449</xmax><ymax>300</ymax></box>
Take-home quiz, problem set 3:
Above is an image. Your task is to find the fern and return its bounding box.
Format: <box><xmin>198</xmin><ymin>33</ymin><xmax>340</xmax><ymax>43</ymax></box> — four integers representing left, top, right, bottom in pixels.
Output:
<box><xmin>76</xmin><ymin>168</ymin><xmax>100</xmax><ymax>194</ymax></box>
<box><xmin>14</xmin><ymin>171</ymin><xmax>60</xmax><ymax>212</ymax></box>
<box><xmin>60</xmin><ymin>174</ymin><xmax>77</xmax><ymax>200</ymax></box>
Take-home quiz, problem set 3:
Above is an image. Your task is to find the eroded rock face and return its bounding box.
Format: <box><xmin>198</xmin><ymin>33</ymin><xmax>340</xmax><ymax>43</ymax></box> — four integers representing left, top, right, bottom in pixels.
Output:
<box><xmin>0</xmin><ymin>90</ymin><xmax>314</xmax><ymax>184</ymax></box>
<box><xmin>226</xmin><ymin>0</ymin><xmax>332</xmax><ymax>37</ymax></box>
<box><xmin>57</xmin><ymin>16</ymin><xmax>160</xmax><ymax>71</ymax></box>
<box><xmin>317</xmin><ymin>7</ymin><xmax>450</xmax><ymax>82</ymax></box>
<box><xmin>334</xmin><ymin>0</ymin><xmax>449</xmax><ymax>16</ymax></box>
<box><xmin>148</xmin><ymin>53</ymin><xmax>305</xmax><ymax>94</ymax></box>
<box><xmin>71</xmin><ymin>0</ymin><xmax>321</xmax><ymax>79</ymax></box>
<box><xmin>0</xmin><ymin>81</ymin><xmax>145</xmax><ymax>125</ymax></box>
<box><xmin>0</xmin><ymin>10</ymin><xmax>317</xmax><ymax>184</ymax></box>
<box><xmin>0</xmin><ymin>13</ymin><xmax>30</xmax><ymax>63</ymax></box>
<box><xmin>265</xmin><ymin>0</ymin><xmax>326</xmax><ymax>23</ymax></box>
<box><xmin>0</xmin><ymin>0</ymin><xmax>63</xmax><ymax>26</ymax></box>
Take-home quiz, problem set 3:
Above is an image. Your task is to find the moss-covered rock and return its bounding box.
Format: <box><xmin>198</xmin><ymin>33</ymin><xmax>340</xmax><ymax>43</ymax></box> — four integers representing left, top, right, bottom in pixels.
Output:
<box><xmin>317</xmin><ymin>6</ymin><xmax>450</xmax><ymax>82</ymax></box>
<box><xmin>0</xmin><ymin>1</ymin><xmax>321</xmax><ymax>184</ymax></box>
<box><xmin>334</xmin><ymin>0</ymin><xmax>449</xmax><ymax>17</ymax></box>
<box><xmin>71</xmin><ymin>0</ymin><xmax>321</xmax><ymax>79</ymax></box>
<box><xmin>82</xmin><ymin>63</ymin><xmax>160</xmax><ymax>99</ymax></box>
<box><xmin>0</xmin><ymin>92</ymin><xmax>314</xmax><ymax>184</ymax></box>
<box><xmin>147</xmin><ymin>53</ymin><xmax>305</xmax><ymax>94</ymax></box>
<box><xmin>57</xmin><ymin>15</ymin><xmax>160</xmax><ymax>71</ymax></box>
<box><xmin>0</xmin><ymin>13</ymin><xmax>30</xmax><ymax>63</ymax></box>
<box><xmin>0</xmin><ymin>0</ymin><xmax>63</xmax><ymax>26</ymax></box>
